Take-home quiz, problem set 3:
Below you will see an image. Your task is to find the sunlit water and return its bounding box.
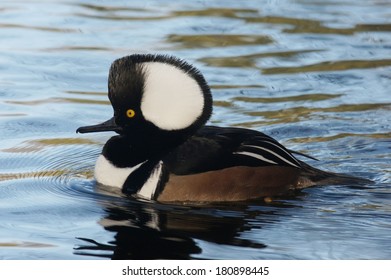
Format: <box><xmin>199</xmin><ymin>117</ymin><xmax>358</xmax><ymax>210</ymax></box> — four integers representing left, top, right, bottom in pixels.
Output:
<box><xmin>0</xmin><ymin>0</ymin><xmax>390</xmax><ymax>259</ymax></box>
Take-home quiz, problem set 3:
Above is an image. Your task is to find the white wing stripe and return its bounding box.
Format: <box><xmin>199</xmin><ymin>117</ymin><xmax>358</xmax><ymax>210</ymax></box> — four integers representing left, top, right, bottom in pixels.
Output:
<box><xmin>241</xmin><ymin>144</ymin><xmax>300</xmax><ymax>168</ymax></box>
<box><xmin>265</xmin><ymin>141</ymin><xmax>301</xmax><ymax>166</ymax></box>
<box><xmin>260</xmin><ymin>140</ymin><xmax>301</xmax><ymax>162</ymax></box>
<box><xmin>233</xmin><ymin>151</ymin><xmax>278</xmax><ymax>165</ymax></box>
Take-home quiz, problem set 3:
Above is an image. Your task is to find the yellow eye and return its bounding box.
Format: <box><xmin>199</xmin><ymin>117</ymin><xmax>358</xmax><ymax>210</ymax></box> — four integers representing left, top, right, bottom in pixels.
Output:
<box><xmin>126</xmin><ymin>109</ymin><xmax>136</xmax><ymax>118</ymax></box>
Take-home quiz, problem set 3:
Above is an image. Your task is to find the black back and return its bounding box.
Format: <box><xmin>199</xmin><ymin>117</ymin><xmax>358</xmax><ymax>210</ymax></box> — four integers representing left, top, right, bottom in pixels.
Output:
<box><xmin>163</xmin><ymin>125</ymin><xmax>302</xmax><ymax>175</ymax></box>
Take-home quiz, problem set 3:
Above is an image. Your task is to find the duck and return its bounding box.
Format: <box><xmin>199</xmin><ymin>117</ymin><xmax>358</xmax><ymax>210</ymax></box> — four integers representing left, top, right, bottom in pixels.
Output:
<box><xmin>77</xmin><ymin>54</ymin><xmax>370</xmax><ymax>203</ymax></box>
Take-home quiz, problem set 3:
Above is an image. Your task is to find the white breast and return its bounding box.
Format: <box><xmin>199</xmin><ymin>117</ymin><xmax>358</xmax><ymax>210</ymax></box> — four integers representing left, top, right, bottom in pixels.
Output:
<box><xmin>94</xmin><ymin>155</ymin><xmax>144</xmax><ymax>189</ymax></box>
<box><xmin>94</xmin><ymin>155</ymin><xmax>162</xmax><ymax>200</ymax></box>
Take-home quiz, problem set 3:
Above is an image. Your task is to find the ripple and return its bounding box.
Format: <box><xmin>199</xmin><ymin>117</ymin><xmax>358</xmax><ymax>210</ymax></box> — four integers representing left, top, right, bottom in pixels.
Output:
<box><xmin>289</xmin><ymin>132</ymin><xmax>391</xmax><ymax>144</ymax></box>
<box><xmin>233</xmin><ymin>93</ymin><xmax>341</xmax><ymax>103</ymax></box>
<box><xmin>41</xmin><ymin>46</ymin><xmax>115</xmax><ymax>52</ymax></box>
<box><xmin>0</xmin><ymin>23</ymin><xmax>77</xmax><ymax>33</ymax></box>
<box><xmin>76</xmin><ymin>3</ymin><xmax>149</xmax><ymax>12</ymax></box>
<box><xmin>6</xmin><ymin>97</ymin><xmax>109</xmax><ymax>106</ymax></box>
<box><xmin>245</xmin><ymin>16</ymin><xmax>391</xmax><ymax>35</ymax></box>
<box><xmin>3</xmin><ymin>118</ymin><xmax>64</xmax><ymax>135</ymax></box>
<box><xmin>167</xmin><ymin>34</ymin><xmax>273</xmax><ymax>49</ymax></box>
<box><xmin>240</xmin><ymin>103</ymin><xmax>391</xmax><ymax>125</ymax></box>
<box><xmin>73</xmin><ymin>5</ymin><xmax>168</xmax><ymax>22</ymax></box>
<box><xmin>262</xmin><ymin>59</ymin><xmax>391</xmax><ymax>74</ymax></box>
<box><xmin>0</xmin><ymin>138</ymin><xmax>102</xmax><ymax>210</ymax></box>
<box><xmin>72</xmin><ymin>6</ymin><xmax>259</xmax><ymax>22</ymax></box>
<box><xmin>200</xmin><ymin>50</ymin><xmax>322</xmax><ymax>68</ymax></box>
<box><xmin>2</xmin><ymin>137</ymin><xmax>98</xmax><ymax>153</ymax></box>
<box><xmin>173</xmin><ymin>8</ymin><xmax>258</xmax><ymax>19</ymax></box>
<box><xmin>0</xmin><ymin>241</ymin><xmax>55</xmax><ymax>248</ymax></box>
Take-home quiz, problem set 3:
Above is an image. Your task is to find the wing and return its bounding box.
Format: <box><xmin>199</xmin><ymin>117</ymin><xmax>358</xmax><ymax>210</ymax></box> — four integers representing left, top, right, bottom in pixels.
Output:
<box><xmin>163</xmin><ymin>125</ymin><xmax>302</xmax><ymax>175</ymax></box>
<box><xmin>201</xmin><ymin>126</ymin><xmax>301</xmax><ymax>168</ymax></box>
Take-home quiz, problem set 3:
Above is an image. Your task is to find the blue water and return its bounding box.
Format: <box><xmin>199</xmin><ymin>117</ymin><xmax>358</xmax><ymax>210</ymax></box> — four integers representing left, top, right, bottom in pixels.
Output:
<box><xmin>0</xmin><ymin>0</ymin><xmax>390</xmax><ymax>259</ymax></box>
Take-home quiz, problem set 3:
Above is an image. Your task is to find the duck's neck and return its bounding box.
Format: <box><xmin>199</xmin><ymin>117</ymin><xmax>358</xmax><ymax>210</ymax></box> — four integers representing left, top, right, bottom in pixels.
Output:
<box><xmin>101</xmin><ymin>134</ymin><xmax>184</xmax><ymax>168</ymax></box>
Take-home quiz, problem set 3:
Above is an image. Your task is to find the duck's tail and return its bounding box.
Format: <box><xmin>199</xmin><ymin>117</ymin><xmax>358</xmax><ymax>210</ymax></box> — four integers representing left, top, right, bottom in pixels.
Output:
<box><xmin>297</xmin><ymin>161</ymin><xmax>372</xmax><ymax>189</ymax></box>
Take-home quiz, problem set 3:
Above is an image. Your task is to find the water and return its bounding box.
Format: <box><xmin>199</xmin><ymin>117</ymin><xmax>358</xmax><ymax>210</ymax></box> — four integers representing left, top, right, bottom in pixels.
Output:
<box><xmin>0</xmin><ymin>0</ymin><xmax>390</xmax><ymax>259</ymax></box>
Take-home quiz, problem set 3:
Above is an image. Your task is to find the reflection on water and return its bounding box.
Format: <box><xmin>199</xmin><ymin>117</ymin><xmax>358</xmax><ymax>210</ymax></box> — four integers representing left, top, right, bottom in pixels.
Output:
<box><xmin>0</xmin><ymin>0</ymin><xmax>390</xmax><ymax>259</ymax></box>
<box><xmin>74</xmin><ymin>193</ymin><xmax>290</xmax><ymax>259</ymax></box>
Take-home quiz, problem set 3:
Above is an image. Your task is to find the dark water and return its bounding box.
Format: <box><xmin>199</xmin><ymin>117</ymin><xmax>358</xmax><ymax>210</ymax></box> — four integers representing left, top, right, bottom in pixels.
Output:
<box><xmin>0</xmin><ymin>0</ymin><xmax>390</xmax><ymax>259</ymax></box>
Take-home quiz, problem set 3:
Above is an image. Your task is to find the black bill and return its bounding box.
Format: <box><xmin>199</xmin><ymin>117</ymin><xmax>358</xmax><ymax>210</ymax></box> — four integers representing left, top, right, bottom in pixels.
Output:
<box><xmin>76</xmin><ymin>117</ymin><xmax>122</xmax><ymax>134</ymax></box>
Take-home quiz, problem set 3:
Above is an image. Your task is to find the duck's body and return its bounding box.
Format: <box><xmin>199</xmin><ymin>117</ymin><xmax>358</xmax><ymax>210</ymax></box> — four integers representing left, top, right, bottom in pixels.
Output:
<box><xmin>77</xmin><ymin>54</ymin><xmax>370</xmax><ymax>203</ymax></box>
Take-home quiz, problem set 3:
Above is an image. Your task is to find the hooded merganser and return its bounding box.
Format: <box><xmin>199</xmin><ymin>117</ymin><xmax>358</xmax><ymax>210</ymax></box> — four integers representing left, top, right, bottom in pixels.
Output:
<box><xmin>77</xmin><ymin>54</ymin><xmax>370</xmax><ymax>202</ymax></box>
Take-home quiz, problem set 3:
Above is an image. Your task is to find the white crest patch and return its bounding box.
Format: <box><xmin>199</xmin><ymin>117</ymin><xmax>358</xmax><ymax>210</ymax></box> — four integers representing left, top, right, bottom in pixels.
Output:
<box><xmin>141</xmin><ymin>62</ymin><xmax>204</xmax><ymax>130</ymax></box>
<box><xmin>94</xmin><ymin>155</ymin><xmax>144</xmax><ymax>188</ymax></box>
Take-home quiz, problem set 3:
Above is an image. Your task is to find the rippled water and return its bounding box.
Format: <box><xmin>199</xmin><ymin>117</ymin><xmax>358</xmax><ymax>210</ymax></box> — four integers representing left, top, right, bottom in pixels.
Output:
<box><xmin>0</xmin><ymin>0</ymin><xmax>390</xmax><ymax>259</ymax></box>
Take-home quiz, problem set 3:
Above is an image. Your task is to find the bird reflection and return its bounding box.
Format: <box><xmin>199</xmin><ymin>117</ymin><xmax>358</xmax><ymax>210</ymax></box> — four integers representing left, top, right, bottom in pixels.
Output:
<box><xmin>74</xmin><ymin>186</ymin><xmax>301</xmax><ymax>259</ymax></box>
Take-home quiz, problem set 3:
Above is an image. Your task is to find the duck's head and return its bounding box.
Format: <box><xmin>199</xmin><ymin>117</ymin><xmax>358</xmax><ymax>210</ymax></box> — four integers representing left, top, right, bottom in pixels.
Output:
<box><xmin>77</xmin><ymin>54</ymin><xmax>212</xmax><ymax>147</ymax></box>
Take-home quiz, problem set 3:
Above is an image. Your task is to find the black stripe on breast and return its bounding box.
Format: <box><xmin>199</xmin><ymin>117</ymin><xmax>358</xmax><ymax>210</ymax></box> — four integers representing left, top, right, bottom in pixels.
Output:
<box><xmin>122</xmin><ymin>160</ymin><xmax>155</xmax><ymax>195</ymax></box>
<box><xmin>122</xmin><ymin>160</ymin><xmax>168</xmax><ymax>200</ymax></box>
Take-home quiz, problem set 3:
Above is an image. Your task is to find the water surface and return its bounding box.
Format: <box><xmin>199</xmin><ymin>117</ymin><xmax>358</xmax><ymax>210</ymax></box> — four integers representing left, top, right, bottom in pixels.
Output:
<box><xmin>0</xmin><ymin>0</ymin><xmax>390</xmax><ymax>259</ymax></box>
